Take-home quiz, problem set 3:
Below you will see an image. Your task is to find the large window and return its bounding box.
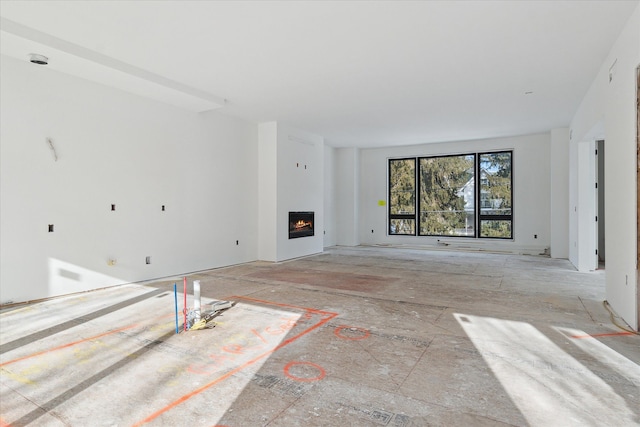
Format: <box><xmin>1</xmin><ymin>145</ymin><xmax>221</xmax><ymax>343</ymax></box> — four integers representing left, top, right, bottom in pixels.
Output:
<box><xmin>388</xmin><ymin>151</ymin><xmax>512</xmax><ymax>239</ymax></box>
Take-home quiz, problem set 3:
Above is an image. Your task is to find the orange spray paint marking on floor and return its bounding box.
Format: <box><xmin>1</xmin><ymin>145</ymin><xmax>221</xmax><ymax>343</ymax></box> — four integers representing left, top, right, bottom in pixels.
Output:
<box><xmin>251</xmin><ymin>328</ymin><xmax>268</xmax><ymax>344</ymax></box>
<box><xmin>570</xmin><ymin>331</ymin><xmax>634</xmax><ymax>339</ymax></box>
<box><xmin>284</xmin><ymin>361</ymin><xmax>326</xmax><ymax>382</ymax></box>
<box><xmin>133</xmin><ymin>296</ymin><xmax>338</xmax><ymax>426</ymax></box>
<box><xmin>0</xmin><ymin>418</ymin><xmax>13</xmax><ymax>427</ymax></box>
<box><xmin>334</xmin><ymin>325</ymin><xmax>370</xmax><ymax>340</ymax></box>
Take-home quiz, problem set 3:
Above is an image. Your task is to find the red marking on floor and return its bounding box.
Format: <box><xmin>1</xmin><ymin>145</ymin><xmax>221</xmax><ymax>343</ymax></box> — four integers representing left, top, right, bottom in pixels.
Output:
<box><xmin>0</xmin><ymin>324</ymin><xmax>138</xmax><ymax>367</ymax></box>
<box><xmin>570</xmin><ymin>331</ymin><xmax>634</xmax><ymax>339</ymax></box>
<box><xmin>247</xmin><ymin>269</ymin><xmax>388</xmax><ymax>292</ymax></box>
<box><xmin>0</xmin><ymin>418</ymin><xmax>13</xmax><ymax>427</ymax></box>
<box><xmin>251</xmin><ymin>328</ymin><xmax>268</xmax><ymax>344</ymax></box>
<box><xmin>284</xmin><ymin>361</ymin><xmax>326</xmax><ymax>382</ymax></box>
<box><xmin>133</xmin><ymin>296</ymin><xmax>338</xmax><ymax>426</ymax></box>
<box><xmin>334</xmin><ymin>325</ymin><xmax>370</xmax><ymax>340</ymax></box>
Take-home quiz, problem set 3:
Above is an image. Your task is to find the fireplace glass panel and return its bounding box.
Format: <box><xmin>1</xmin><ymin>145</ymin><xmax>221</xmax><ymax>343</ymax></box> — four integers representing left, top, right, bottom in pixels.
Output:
<box><xmin>289</xmin><ymin>212</ymin><xmax>314</xmax><ymax>239</ymax></box>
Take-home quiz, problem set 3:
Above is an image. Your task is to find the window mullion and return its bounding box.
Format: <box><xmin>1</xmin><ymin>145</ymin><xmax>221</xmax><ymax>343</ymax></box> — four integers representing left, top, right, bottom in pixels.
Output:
<box><xmin>416</xmin><ymin>158</ymin><xmax>420</xmax><ymax>236</ymax></box>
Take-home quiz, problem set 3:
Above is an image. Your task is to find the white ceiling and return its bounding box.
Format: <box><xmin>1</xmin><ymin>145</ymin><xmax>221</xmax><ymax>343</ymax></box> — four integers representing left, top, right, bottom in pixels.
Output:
<box><xmin>0</xmin><ymin>1</ymin><xmax>637</xmax><ymax>148</ymax></box>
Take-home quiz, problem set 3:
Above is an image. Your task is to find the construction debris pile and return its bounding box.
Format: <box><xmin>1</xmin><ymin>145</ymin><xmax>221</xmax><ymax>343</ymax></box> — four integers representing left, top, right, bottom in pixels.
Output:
<box><xmin>187</xmin><ymin>300</ymin><xmax>234</xmax><ymax>331</ymax></box>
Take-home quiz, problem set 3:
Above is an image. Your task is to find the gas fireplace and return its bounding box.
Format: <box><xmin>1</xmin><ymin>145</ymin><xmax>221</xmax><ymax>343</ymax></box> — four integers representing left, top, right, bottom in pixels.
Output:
<box><xmin>289</xmin><ymin>211</ymin><xmax>314</xmax><ymax>239</ymax></box>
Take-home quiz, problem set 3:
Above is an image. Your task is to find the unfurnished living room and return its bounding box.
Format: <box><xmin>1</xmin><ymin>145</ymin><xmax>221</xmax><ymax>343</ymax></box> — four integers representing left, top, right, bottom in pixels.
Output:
<box><xmin>0</xmin><ymin>1</ymin><xmax>639</xmax><ymax>426</ymax></box>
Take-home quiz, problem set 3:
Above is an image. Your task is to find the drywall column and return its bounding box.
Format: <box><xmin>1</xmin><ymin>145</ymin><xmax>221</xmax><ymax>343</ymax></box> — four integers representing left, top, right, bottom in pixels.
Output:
<box><xmin>258</xmin><ymin>122</ymin><xmax>278</xmax><ymax>262</ymax></box>
<box><xmin>258</xmin><ymin>122</ymin><xmax>325</xmax><ymax>262</ymax></box>
<box><xmin>275</xmin><ymin>126</ymin><xmax>324</xmax><ymax>261</ymax></box>
<box><xmin>336</xmin><ymin>147</ymin><xmax>360</xmax><ymax>246</ymax></box>
<box><xmin>324</xmin><ymin>145</ymin><xmax>337</xmax><ymax>247</ymax></box>
<box><xmin>577</xmin><ymin>140</ymin><xmax>597</xmax><ymax>272</ymax></box>
<box><xmin>550</xmin><ymin>128</ymin><xmax>570</xmax><ymax>258</ymax></box>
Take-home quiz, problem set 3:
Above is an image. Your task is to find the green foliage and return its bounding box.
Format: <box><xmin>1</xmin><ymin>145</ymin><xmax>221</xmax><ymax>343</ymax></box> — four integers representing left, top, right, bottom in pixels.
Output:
<box><xmin>389</xmin><ymin>159</ymin><xmax>415</xmax><ymax>214</ymax></box>
<box><xmin>390</xmin><ymin>219</ymin><xmax>415</xmax><ymax>235</ymax></box>
<box><xmin>419</xmin><ymin>155</ymin><xmax>473</xmax><ymax>235</ymax></box>
<box><xmin>480</xmin><ymin>153</ymin><xmax>512</xmax><ymax>212</ymax></box>
<box><xmin>480</xmin><ymin>220</ymin><xmax>512</xmax><ymax>238</ymax></box>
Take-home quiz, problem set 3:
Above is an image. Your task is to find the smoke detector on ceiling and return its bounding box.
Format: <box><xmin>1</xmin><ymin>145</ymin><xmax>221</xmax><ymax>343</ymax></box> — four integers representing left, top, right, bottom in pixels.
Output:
<box><xmin>29</xmin><ymin>53</ymin><xmax>48</xmax><ymax>65</ymax></box>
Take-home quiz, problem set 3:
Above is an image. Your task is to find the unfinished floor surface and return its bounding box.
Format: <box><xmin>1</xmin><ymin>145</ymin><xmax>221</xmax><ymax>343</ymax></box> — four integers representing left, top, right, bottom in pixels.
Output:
<box><xmin>1</xmin><ymin>246</ymin><xmax>639</xmax><ymax>426</ymax></box>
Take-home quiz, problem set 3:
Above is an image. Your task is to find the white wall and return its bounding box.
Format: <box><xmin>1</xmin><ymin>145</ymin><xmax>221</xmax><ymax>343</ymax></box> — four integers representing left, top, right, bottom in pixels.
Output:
<box><xmin>569</xmin><ymin>3</ymin><xmax>639</xmax><ymax>329</ymax></box>
<box><xmin>323</xmin><ymin>145</ymin><xmax>337</xmax><ymax>247</ymax></box>
<box><xmin>258</xmin><ymin>122</ymin><xmax>278</xmax><ymax>262</ymax></box>
<box><xmin>0</xmin><ymin>55</ymin><xmax>258</xmax><ymax>304</ymax></box>
<box><xmin>356</xmin><ymin>134</ymin><xmax>551</xmax><ymax>254</ymax></box>
<box><xmin>550</xmin><ymin>128</ymin><xmax>570</xmax><ymax>259</ymax></box>
<box><xmin>336</xmin><ymin>148</ymin><xmax>360</xmax><ymax>246</ymax></box>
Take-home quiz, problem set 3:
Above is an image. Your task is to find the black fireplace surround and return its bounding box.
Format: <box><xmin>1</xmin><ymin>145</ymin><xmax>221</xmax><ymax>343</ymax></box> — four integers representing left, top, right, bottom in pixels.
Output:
<box><xmin>289</xmin><ymin>211</ymin><xmax>314</xmax><ymax>239</ymax></box>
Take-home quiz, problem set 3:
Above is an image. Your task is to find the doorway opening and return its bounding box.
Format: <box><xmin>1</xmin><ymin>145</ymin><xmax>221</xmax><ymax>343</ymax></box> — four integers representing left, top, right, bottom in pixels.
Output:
<box><xmin>597</xmin><ymin>140</ymin><xmax>605</xmax><ymax>269</ymax></box>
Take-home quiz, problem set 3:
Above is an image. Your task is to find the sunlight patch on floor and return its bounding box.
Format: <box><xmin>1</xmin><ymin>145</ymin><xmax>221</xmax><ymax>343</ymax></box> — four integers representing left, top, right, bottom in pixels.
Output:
<box><xmin>555</xmin><ymin>326</ymin><xmax>640</xmax><ymax>388</ymax></box>
<box><xmin>0</xmin><ymin>287</ymin><xmax>339</xmax><ymax>426</ymax></box>
<box><xmin>454</xmin><ymin>313</ymin><xmax>637</xmax><ymax>426</ymax></box>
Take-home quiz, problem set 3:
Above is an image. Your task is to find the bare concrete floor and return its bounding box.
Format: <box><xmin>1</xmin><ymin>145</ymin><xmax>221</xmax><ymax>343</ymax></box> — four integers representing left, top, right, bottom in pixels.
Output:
<box><xmin>1</xmin><ymin>246</ymin><xmax>639</xmax><ymax>426</ymax></box>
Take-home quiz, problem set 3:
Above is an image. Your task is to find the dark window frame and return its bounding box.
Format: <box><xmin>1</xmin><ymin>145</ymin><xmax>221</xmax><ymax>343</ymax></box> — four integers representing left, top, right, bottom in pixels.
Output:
<box><xmin>388</xmin><ymin>150</ymin><xmax>513</xmax><ymax>239</ymax></box>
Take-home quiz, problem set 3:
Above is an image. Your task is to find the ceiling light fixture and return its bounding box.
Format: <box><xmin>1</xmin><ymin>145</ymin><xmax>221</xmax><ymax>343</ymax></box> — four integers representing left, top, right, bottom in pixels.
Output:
<box><xmin>29</xmin><ymin>53</ymin><xmax>48</xmax><ymax>65</ymax></box>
